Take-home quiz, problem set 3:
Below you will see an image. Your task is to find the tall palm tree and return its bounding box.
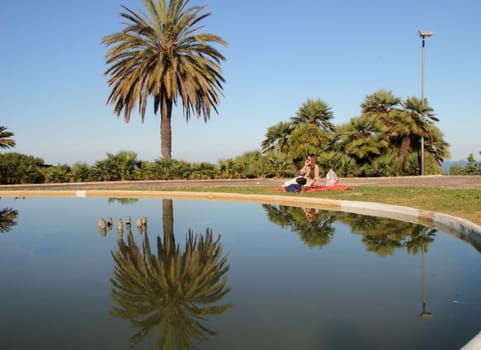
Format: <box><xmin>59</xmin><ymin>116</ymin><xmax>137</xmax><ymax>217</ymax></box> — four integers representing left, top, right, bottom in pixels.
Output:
<box><xmin>0</xmin><ymin>126</ymin><xmax>16</xmax><ymax>150</ymax></box>
<box><xmin>103</xmin><ymin>0</ymin><xmax>227</xmax><ymax>159</ymax></box>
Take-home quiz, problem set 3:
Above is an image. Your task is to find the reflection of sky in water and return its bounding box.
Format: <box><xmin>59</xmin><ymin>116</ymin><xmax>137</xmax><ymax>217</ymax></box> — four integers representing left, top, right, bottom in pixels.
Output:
<box><xmin>0</xmin><ymin>197</ymin><xmax>480</xmax><ymax>350</ymax></box>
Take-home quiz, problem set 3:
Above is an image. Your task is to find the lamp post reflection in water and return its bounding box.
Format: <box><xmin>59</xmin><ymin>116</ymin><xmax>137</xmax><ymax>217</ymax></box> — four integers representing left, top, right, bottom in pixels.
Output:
<box><xmin>419</xmin><ymin>243</ymin><xmax>432</xmax><ymax>319</ymax></box>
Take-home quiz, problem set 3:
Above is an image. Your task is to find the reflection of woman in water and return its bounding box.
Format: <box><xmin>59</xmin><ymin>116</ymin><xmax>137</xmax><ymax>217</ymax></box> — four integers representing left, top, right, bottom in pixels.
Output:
<box><xmin>303</xmin><ymin>207</ymin><xmax>319</xmax><ymax>226</ymax></box>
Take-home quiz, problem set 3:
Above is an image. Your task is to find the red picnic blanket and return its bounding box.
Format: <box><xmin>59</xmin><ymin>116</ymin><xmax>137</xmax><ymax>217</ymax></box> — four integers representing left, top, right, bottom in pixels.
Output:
<box><xmin>273</xmin><ymin>185</ymin><xmax>354</xmax><ymax>192</ymax></box>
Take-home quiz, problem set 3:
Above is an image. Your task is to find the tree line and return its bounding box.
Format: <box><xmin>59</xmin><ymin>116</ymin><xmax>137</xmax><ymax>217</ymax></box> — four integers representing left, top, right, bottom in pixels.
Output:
<box><xmin>1</xmin><ymin>88</ymin><xmax>480</xmax><ymax>185</ymax></box>
<box><xmin>262</xmin><ymin>89</ymin><xmax>449</xmax><ymax>177</ymax></box>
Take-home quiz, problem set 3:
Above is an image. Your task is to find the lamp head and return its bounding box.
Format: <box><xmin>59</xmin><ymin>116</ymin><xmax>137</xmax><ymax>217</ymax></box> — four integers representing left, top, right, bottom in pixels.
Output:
<box><xmin>418</xmin><ymin>30</ymin><xmax>433</xmax><ymax>38</ymax></box>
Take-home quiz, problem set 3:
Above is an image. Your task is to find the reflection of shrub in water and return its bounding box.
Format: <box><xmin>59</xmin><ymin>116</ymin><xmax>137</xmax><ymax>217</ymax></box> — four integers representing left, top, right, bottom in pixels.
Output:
<box><xmin>263</xmin><ymin>204</ymin><xmax>438</xmax><ymax>256</ymax></box>
<box><xmin>107</xmin><ymin>197</ymin><xmax>139</xmax><ymax>205</ymax></box>
<box><xmin>339</xmin><ymin>212</ymin><xmax>437</xmax><ymax>257</ymax></box>
<box><xmin>110</xmin><ymin>228</ymin><xmax>231</xmax><ymax>349</ymax></box>
<box><xmin>0</xmin><ymin>207</ymin><xmax>18</xmax><ymax>233</ymax></box>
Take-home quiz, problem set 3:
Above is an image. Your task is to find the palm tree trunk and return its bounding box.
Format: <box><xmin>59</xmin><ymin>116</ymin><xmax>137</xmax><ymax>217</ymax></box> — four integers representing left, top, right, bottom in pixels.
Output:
<box><xmin>162</xmin><ymin>199</ymin><xmax>174</xmax><ymax>254</ymax></box>
<box><xmin>161</xmin><ymin>96</ymin><xmax>173</xmax><ymax>159</ymax></box>
<box><xmin>398</xmin><ymin>136</ymin><xmax>411</xmax><ymax>173</ymax></box>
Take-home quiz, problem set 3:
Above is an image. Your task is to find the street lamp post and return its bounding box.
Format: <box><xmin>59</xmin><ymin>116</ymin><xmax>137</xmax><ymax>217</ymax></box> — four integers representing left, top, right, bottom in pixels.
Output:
<box><xmin>419</xmin><ymin>30</ymin><xmax>432</xmax><ymax>176</ymax></box>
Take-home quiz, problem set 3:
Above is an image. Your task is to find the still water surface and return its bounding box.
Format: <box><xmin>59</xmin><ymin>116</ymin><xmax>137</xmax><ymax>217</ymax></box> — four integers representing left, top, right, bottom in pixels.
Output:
<box><xmin>0</xmin><ymin>196</ymin><xmax>480</xmax><ymax>350</ymax></box>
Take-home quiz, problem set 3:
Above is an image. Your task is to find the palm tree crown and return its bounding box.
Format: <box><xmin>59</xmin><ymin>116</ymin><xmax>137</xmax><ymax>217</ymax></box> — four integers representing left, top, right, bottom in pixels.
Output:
<box><xmin>103</xmin><ymin>0</ymin><xmax>227</xmax><ymax>158</ymax></box>
<box><xmin>0</xmin><ymin>126</ymin><xmax>16</xmax><ymax>150</ymax></box>
<box><xmin>291</xmin><ymin>98</ymin><xmax>335</xmax><ymax>131</ymax></box>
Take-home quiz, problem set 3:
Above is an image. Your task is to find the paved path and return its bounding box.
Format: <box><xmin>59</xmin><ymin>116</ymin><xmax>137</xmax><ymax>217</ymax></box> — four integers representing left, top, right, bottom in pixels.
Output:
<box><xmin>1</xmin><ymin>175</ymin><xmax>481</xmax><ymax>190</ymax></box>
<box><xmin>337</xmin><ymin>175</ymin><xmax>481</xmax><ymax>189</ymax></box>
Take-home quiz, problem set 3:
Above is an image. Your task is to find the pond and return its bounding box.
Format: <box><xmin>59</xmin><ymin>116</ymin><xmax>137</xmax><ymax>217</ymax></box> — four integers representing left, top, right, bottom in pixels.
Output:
<box><xmin>0</xmin><ymin>196</ymin><xmax>480</xmax><ymax>350</ymax></box>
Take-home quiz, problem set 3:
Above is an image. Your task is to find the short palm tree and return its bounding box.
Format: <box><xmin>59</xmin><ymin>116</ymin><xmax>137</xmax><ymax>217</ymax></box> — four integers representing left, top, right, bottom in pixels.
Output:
<box><xmin>337</xmin><ymin>115</ymin><xmax>388</xmax><ymax>164</ymax></box>
<box><xmin>290</xmin><ymin>98</ymin><xmax>335</xmax><ymax>132</ymax></box>
<box><xmin>261</xmin><ymin>121</ymin><xmax>292</xmax><ymax>153</ymax></box>
<box><xmin>103</xmin><ymin>0</ymin><xmax>227</xmax><ymax>159</ymax></box>
<box><xmin>402</xmin><ymin>97</ymin><xmax>439</xmax><ymax>167</ymax></box>
<box><xmin>361</xmin><ymin>89</ymin><xmax>401</xmax><ymax>126</ymax></box>
<box><xmin>0</xmin><ymin>126</ymin><xmax>16</xmax><ymax>150</ymax></box>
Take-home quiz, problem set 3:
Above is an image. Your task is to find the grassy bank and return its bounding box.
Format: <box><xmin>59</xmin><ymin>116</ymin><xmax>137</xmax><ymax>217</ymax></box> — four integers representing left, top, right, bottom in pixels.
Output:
<box><xmin>164</xmin><ymin>185</ymin><xmax>481</xmax><ymax>226</ymax></box>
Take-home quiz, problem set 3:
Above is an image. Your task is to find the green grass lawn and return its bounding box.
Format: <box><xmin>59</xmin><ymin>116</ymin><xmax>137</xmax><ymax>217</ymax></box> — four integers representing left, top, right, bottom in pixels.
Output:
<box><xmin>156</xmin><ymin>185</ymin><xmax>481</xmax><ymax>226</ymax></box>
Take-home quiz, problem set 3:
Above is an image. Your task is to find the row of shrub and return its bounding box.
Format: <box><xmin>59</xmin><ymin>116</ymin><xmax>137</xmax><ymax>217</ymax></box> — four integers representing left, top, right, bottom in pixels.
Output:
<box><xmin>0</xmin><ymin>150</ymin><xmax>294</xmax><ymax>184</ymax></box>
<box><xmin>1</xmin><ymin>149</ymin><xmax>480</xmax><ymax>185</ymax></box>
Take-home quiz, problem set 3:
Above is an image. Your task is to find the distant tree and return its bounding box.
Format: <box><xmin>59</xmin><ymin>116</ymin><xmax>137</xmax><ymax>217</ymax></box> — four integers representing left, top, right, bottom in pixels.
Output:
<box><xmin>0</xmin><ymin>126</ymin><xmax>16</xmax><ymax>150</ymax></box>
<box><xmin>451</xmin><ymin>153</ymin><xmax>481</xmax><ymax>175</ymax></box>
<box><xmin>103</xmin><ymin>0</ymin><xmax>227</xmax><ymax>159</ymax></box>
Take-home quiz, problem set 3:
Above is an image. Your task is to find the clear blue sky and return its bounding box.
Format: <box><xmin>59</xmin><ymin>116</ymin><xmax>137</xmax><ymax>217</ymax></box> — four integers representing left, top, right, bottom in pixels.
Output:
<box><xmin>2</xmin><ymin>0</ymin><xmax>480</xmax><ymax>165</ymax></box>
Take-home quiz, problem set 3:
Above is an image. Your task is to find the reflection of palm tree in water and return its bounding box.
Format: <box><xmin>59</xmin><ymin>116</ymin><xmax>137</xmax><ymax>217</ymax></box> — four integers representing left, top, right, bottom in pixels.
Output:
<box><xmin>262</xmin><ymin>204</ymin><xmax>336</xmax><ymax>248</ymax></box>
<box><xmin>0</xmin><ymin>207</ymin><xmax>18</xmax><ymax>233</ymax></box>
<box><xmin>110</xmin><ymin>199</ymin><xmax>231</xmax><ymax>349</ymax></box>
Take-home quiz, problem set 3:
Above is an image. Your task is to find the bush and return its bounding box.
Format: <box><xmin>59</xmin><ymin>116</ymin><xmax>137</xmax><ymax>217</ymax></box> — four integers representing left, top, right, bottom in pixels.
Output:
<box><xmin>0</xmin><ymin>152</ymin><xmax>45</xmax><ymax>184</ymax></box>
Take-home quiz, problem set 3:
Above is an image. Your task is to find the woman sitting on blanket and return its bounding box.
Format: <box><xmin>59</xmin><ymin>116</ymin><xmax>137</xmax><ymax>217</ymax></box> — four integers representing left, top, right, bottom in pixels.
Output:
<box><xmin>282</xmin><ymin>154</ymin><xmax>322</xmax><ymax>190</ymax></box>
<box><xmin>299</xmin><ymin>154</ymin><xmax>322</xmax><ymax>187</ymax></box>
